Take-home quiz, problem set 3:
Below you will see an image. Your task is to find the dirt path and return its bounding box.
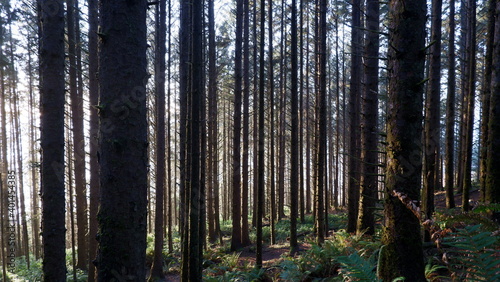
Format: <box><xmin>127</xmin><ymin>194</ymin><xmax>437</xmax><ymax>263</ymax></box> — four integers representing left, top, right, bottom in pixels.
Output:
<box><xmin>238</xmin><ymin>242</ymin><xmax>312</xmax><ymax>268</ymax></box>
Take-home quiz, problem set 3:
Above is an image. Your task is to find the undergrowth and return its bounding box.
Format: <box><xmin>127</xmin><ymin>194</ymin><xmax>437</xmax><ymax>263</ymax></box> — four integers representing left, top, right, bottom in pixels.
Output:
<box><xmin>442</xmin><ymin>224</ymin><xmax>500</xmax><ymax>281</ymax></box>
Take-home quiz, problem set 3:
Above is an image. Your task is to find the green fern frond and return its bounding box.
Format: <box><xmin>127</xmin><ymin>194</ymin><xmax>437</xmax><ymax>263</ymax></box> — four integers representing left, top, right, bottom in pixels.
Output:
<box><xmin>472</xmin><ymin>203</ymin><xmax>500</xmax><ymax>214</ymax></box>
<box><xmin>443</xmin><ymin>225</ymin><xmax>500</xmax><ymax>281</ymax></box>
<box><xmin>337</xmin><ymin>250</ymin><xmax>379</xmax><ymax>281</ymax></box>
<box><xmin>424</xmin><ymin>261</ymin><xmax>447</xmax><ymax>282</ymax></box>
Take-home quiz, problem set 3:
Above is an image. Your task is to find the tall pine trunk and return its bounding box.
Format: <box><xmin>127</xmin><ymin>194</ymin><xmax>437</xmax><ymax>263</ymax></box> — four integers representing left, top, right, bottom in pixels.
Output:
<box><xmin>379</xmin><ymin>0</ymin><xmax>426</xmax><ymax>280</ymax></box>
<box><xmin>347</xmin><ymin>0</ymin><xmax>362</xmax><ymax>233</ymax></box>
<box><xmin>149</xmin><ymin>0</ymin><xmax>167</xmax><ymax>279</ymax></box>
<box><xmin>290</xmin><ymin>0</ymin><xmax>299</xmax><ymax>253</ymax></box>
<box><xmin>485</xmin><ymin>0</ymin><xmax>500</xmax><ymax>222</ymax></box>
<box><xmin>231</xmin><ymin>0</ymin><xmax>244</xmax><ymax>251</ymax></box>
<box><xmin>461</xmin><ymin>0</ymin><xmax>476</xmax><ymax>211</ymax></box>
<box><xmin>87</xmin><ymin>0</ymin><xmax>99</xmax><ymax>277</ymax></box>
<box><xmin>207</xmin><ymin>0</ymin><xmax>222</xmax><ymax>244</ymax></box>
<box><xmin>256</xmin><ymin>0</ymin><xmax>266</xmax><ymax>267</ymax></box>
<box><xmin>445</xmin><ymin>0</ymin><xmax>456</xmax><ymax>209</ymax></box>
<box><xmin>314</xmin><ymin>0</ymin><xmax>327</xmax><ymax>245</ymax></box>
<box><xmin>67</xmin><ymin>0</ymin><xmax>88</xmax><ymax>269</ymax></box>
<box><xmin>96</xmin><ymin>0</ymin><xmax>148</xmax><ymax>278</ymax></box>
<box><xmin>268</xmin><ymin>0</ymin><xmax>276</xmax><ymax>245</ymax></box>
<box><xmin>357</xmin><ymin>0</ymin><xmax>379</xmax><ymax>236</ymax></box>
<box><xmin>422</xmin><ymin>0</ymin><xmax>442</xmax><ymax>236</ymax></box>
<box><xmin>480</xmin><ymin>0</ymin><xmax>495</xmax><ymax>201</ymax></box>
<box><xmin>39</xmin><ymin>0</ymin><xmax>67</xmax><ymax>279</ymax></box>
<box><xmin>241</xmin><ymin>0</ymin><xmax>251</xmax><ymax>246</ymax></box>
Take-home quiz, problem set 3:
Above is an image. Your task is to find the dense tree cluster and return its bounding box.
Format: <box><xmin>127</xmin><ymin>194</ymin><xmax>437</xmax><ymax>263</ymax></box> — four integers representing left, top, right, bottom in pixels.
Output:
<box><xmin>0</xmin><ymin>0</ymin><xmax>498</xmax><ymax>280</ymax></box>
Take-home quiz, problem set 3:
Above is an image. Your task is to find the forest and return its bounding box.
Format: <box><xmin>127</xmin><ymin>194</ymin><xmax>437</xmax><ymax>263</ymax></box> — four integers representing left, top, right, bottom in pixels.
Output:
<box><xmin>0</xmin><ymin>0</ymin><xmax>500</xmax><ymax>280</ymax></box>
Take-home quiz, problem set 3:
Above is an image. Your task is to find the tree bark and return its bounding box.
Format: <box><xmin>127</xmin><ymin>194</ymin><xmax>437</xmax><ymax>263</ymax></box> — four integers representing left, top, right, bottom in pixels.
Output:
<box><xmin>231</xmin><ymin>0</ymin><xmax>244</xmax><ymax>251</ymax></box>
<box><xmin>299</xmin><ymin>0</ymin><xmax>305</xmax><ymax>222</ymax></box>
<box><xmin>241</xmin><ymin>0</ymin><xmax>251</xmax><ymax>246</ymax></box>
<box><xmin>357</xmin><ymin>0</ymin><xmax>379</xmax><ymax>236</ymax></box>
<box><xmin>39</xmin><ymin>0</ymin><xmax>67</xmax><ymax>279</ymax></box>
<box><xmin>256</xmin><ymin>0</ymin><xmax>266</xmax><ymax>267</ymax></box>
<box><xmin>87</xmin><ymin>0</ymin><xmax>99</xmax><ymax>277</ymax></box>
<box><xmin>456</xmin><ymin>0</ymin><xmax>469</xmax><ymax>195</ymax></box>
<box><xmin>445</xmin><ymin>0</ymin><xmax>456</xmax><ymax>209</ymax></box>
<box><xmin>379</xmin><ymin>0</ymin><xmax>426</xmax><ymax>280</ymax></box>
<box><xmin>96</xmin><ymin>0</ymin><xmax>148</xmax><ymax>278</ymax></box>
<box><xmin>347</xmin><ymin>0</ymin><xmax>362</xmax><ymax>233</ymax></box>
<box><xmin>149</xmin><ymin>0</ymin><xmax>167</xmax><ymax>279</ymax></box>
<box><xmin>268</xmin><ymin>0</ymin><xmax>276</xmax><ymax>245</ymax></box>
<box><xmin>278</xmin><ymin>0</ymin><xmax>286</xmax><ymax>220</ymax></box>
<box><xmin>461</xmin><ymin>0</ymin><xmax>476</xmax><ymax>212</ymax></box>
<box><xmin>485</xmin><ymin>0</ymin><xmax>500</xmax><ymax>223</ymax></box>
<box><xmin>67</xmin><ymin>0</ymin><xmax>88</xmax><ymax>269</ymax></box>
<box><xmin>422</xmin><ymin>0</ymin><xmax>442</xmax><ymax>238</ymax></box>
<box><xmin>290</xmin><ymin>0</ymin><xmax>299</xmax><ymax>253</ymax></box>
<box><xmin>207</xmin><ymin>0</ymin><xmax>221</xmax><ymax>245</ymax></box>
<box><xmin>480</xmin><ymin>0</ymin><xmax>495</xmax><ymax>201</ymax></box>
<box><xmin>314</xmin><ymin>0</ymin><xmax>327</xmax><ymax>245</ymax></box>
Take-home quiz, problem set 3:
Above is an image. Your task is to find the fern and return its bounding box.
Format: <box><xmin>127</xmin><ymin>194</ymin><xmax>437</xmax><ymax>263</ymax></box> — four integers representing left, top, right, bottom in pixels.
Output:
<box><xmin>424</xmin><ymin>260</ymin><xmax>447</xmax><ymax>282</ymax></box>
<box><xmin>472</xmin><ymin>203</ymin><xmax>500</xmax><ymax>214</ymax></box>
<box><xmin>443</xmin><ymin>225</ymin><xmax>500</xmax><ymax>281</ymax></box>
<box><xmin>337</xmin><ymin>250</ymin><xmax>379</xmax><ymax>281</ymax></box>
<box><xmin>280</xmin><ymin>259</ymin><xmax>309</xmax><ymax>281</ymax></box>
<box><xmin>337</xmin><ymin>249</ymin><xmax>405</xmax><ymax>282</ymax></box>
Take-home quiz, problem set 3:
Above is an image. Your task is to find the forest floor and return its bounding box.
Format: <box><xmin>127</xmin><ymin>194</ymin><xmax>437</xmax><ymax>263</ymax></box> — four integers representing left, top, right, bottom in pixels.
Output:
<box><xmin>435</xmin><ymin>188</ymin><xmax>480</xmax><ymax>210</ymax></box>
<box><xmin>162</xmin><ymin>189</ymin><xmax>482</xmax><ymax>281</ymax></box>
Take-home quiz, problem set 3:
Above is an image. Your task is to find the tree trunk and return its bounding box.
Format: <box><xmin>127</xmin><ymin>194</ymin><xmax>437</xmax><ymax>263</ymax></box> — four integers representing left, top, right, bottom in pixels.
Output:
<box><xmin>179</xmin><ymin>0</ymin><xmax>192</xmax><ymax>275</ymax></box>
<box><xmin>290</xmin><ymin>0</ymin><xmax>299</xmax><ymax>253</ymax></box>
<box><xmin>96</xmin><ymin>0</ymin><xmax>148</xmax><ymax>278</ymax></box>
<box><xmin>314</xmin><ymin>0</ymin><xmax>327</xmax><ymax>245</ymax></box>
<box><xmin>231</xmin><ymin>0</ymin><xmax>244</xmax><ymax>251</ymax></box>
<box><xmin>87</xmin><ymin>0</ymin><xmax>99</xmax><ymax>277</ymax></box>
<box><xmin>207</xmin><ymin>0</ymin><xmax>221</xmax><ymax>245</ymax></box>
<box><xmin>252</xmin><ymin>0</ymin><xmax>259</xmax><ymax>229</ymax></box>
<box><xmin>241</xmin><ymin>0</ymin><xmax>251</xmax><ymax>246</ymax></box>
<box><xmin>256</xmin><ymin>0</ymin><xmax>266</xmax><ymax>267</ymax></box>
<box><xmin>357</xmin><ymin>0</ymin><xmax>379</xmax><ymax>236</ymax></box>
<box><xmin>167</xmin><ymin>0</ymin><xmax>175</xmax><ymax>252</ymax></box>
<box><xmin>305</xmin><ymin>33</ymin><xmax>312</xmax><ymax>214</ymax></box>
<box><xmin>277</xmin><ymin>0</ymin><xmax>287</xmax><ymax>221</ymax></box>
<box><xmin>67</xmin><ymin>139</ymin><xmax>78</xmax><ymax>281</ymax></box>
<box><xmin>268</xmin><ymin>0</ymin><xmax>276</xmax><ymax>245</ymax></box>
<box><xmin>379</xmin><ymin>0</ymin><xmax>426</xmax><ymax>280</ymax></box>
<box><xmin>485</xmin><ymin>0</ymin><xmax>500</xmax><ymax>223</ymax></box>
<box><xmin>334</xmin><ymin>16</ymin><xmax>340</xmax><ymax>210</ymax></box>
<box><xmin>39</xmin><ymin>0</ymin><xmax>67</xmax><ymax>278</ymax></box>
<box><xmin>445</xmin><ymin>0</ymin><xmax>456</xmax><ymax>209</ymax></box>
<box><xmin>179</xmin><ymin>0</ymin><xmax>204</xmax><ymax>279</ymax></box>
<box><xmin>422</xmin><ymin>0</ymin><xmax>442</xmax><ymax>239</ymax></box>
<box><xmin>299</xmin><ymin>0</ymin><xmax>305</xmax><ymax>222</ymax></box>
<box><xmin>480</xmin><ymin>0</ymin><xmax>495</xmax><ymax>201</ymax></box>
<box><xmin>461</xmin><ymin>0</ymin><xmax>476</xmax><ymax>212</ymax></box>
<box><xmin>149</xmin><ymin>0</ymin><xmax>167</xmax><ymax>279</ymax></box>
<box><xmin>67</xmin><ymin>0</ymin><xmax>88</xmax><ymax>269</ymax></box>
<box><xmin>456</xmin><ymin>0</ymin><xmax>469</xmax><ymax>195</ymax></box>
<box><xmin>347</xmin><ymin>0</ymin><xmax>362</xmax><ymax>233</ymax></box>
